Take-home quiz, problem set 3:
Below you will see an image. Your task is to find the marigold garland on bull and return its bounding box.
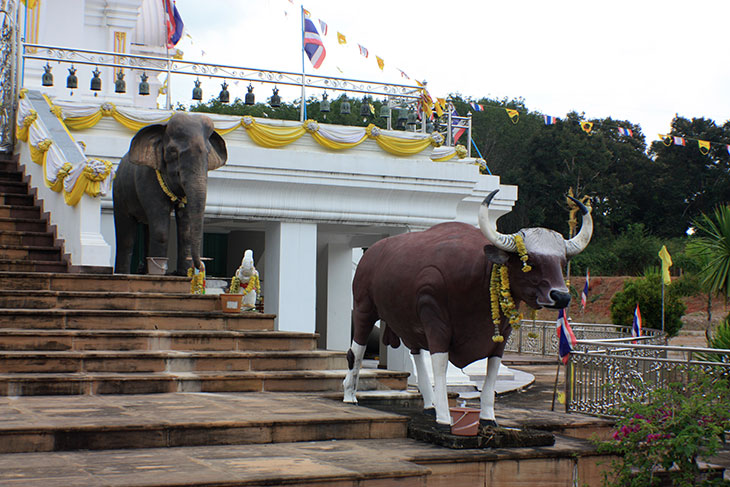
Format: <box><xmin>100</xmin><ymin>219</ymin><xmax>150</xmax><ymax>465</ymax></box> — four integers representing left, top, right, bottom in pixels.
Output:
<box><xmin>343</xmin><ymin>189</ymin><xmax>593</xmax><ymax>428</ymax></box>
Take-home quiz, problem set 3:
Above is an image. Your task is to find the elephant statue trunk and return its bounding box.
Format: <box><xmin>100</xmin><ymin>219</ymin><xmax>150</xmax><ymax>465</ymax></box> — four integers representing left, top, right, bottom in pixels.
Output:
<box><xmin>113</xmin><ymin>112</ymin><xmax>227</xmax><ymax>275</ymax></box>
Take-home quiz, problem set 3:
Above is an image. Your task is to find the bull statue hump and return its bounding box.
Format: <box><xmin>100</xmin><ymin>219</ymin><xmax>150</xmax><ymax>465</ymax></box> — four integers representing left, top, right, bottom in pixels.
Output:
<box><xmin>343</xmin><ymin>189</ymin><xmax>593</xmax><ymax>428</ymax></box>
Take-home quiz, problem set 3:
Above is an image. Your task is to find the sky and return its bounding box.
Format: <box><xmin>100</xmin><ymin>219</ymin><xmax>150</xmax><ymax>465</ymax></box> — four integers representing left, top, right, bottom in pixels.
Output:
<box><xmin>169</xmin><ymin>0</ymin><xmax>730</xmax><ymax>147</ymax></box>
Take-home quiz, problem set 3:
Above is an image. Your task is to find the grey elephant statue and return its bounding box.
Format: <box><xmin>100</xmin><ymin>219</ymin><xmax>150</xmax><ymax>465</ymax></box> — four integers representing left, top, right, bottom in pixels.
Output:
<box><xmin>113</xmin><ymin>112</ymin><xmax>227</xmax><ymax>274</ymax></box>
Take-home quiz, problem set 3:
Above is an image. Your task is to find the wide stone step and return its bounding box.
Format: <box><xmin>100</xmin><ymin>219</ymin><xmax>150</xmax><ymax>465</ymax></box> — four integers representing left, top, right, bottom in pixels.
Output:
<box><xmin>0</xmin><ymin>169</ymin><xmax>23</xmax><ymax>182</ymax></box>
<box><xmin>0</xmin><ymin>392</ymin><xmax>410</xmax><ymax>453</ymax></box>
<box><xmin>0</xmin><ymin>271</ymin><xmax>192</xmax><ymax>293</ymax></box>
<box><xmin>0</xmin><ymin>230</ymin><xmax>55</xmax><ymax>246</ymax></box>
<box><xmin>0</xmin><ymin>208</ymin><xmax>43</xmax><ymax>223</ymax></box>
<box><xmin>0</xmin><ymin>440</ymin><xmax>432</xmax><ymax>486</ymax></box>
<box><xmin>0</xmin><ymin>329</ymin><xmax>318</xmax><ymax>352</ymax></box>
<box><xmin>0</xmin><ymin>181</ymin><xmax>28</xmax><ymax>194</ymax></box>
<box><xmin>0</xmin><ymin>368</ymin><xmax>408</xmax><ymax>396</ymax></box>
<box><xmin>0</xmin><ymin>289</ymin><xmax>226</xmax><ymax>312</ymax></box>
<box><xmin>0</xmin><ymin>192</ymin><xmax>36</xmax><ymax>207</ymax></box>
<box><xmin>0</xmin><ymin>350</ymin><xmax>347</xmax><ymax>373</ymax></box>
<box><xmin>0</xmin><ymin>258</ymin><xmax>68</xmax><ymax>273</ymax></box>
<box><xmin>0</xmin><ymin>308</ymin><xmax>275</xmax><ymax>331</ymax></box>
<box><xmin>0</xmin><ymin>160</ymin><xmax>18</xmax><ymax>172</ymax></box>
<box><xmin>0</xmin><ymin>244</ymin><xmax>62</xmax><ymax>260</ymax></box>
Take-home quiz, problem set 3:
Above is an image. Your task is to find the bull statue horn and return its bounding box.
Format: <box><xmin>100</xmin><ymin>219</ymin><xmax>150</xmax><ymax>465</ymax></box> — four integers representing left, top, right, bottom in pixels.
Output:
<box><xmin>565</xmin><ymin>195</ymin><xmax>593</xmax><ymax>258</ymax></box>
<box><xmin>478</xmin><ymin>189</ymin><xmax>517</xmax><ymax>252</ymax></box>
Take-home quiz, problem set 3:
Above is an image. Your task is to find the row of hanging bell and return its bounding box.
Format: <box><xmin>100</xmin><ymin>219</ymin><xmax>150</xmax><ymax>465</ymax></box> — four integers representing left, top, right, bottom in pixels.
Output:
<box><xmin>43</xmin><ymin>63</ymin><xmax>150</xmax><ymax>96</ymax></box>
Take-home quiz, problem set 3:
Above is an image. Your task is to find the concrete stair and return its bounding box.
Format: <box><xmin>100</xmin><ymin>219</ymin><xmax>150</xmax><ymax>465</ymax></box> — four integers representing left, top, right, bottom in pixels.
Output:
<box><xmin>0</xmin><ymin>271</ymin><xmax>408</xmax><ymax>397</ymax></box>
<box><xmin>0</xmin><ymin>154</ymin><xmax>68</xmax><ymax>273</ymax></box>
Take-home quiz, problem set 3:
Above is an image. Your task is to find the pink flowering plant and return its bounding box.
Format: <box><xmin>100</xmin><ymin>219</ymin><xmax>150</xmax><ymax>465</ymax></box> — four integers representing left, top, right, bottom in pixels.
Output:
<box><xmin>597</xmin><ymin>372</ymin><xmax>730</xmax><ymax>486</ymax></box>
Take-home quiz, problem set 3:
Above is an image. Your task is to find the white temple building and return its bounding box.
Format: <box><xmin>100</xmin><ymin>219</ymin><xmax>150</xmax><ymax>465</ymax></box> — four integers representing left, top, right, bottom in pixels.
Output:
<box><xmin>13</xmin><ymin>0</ymin><xmax>518</xmax><ymax>368</ymax></box>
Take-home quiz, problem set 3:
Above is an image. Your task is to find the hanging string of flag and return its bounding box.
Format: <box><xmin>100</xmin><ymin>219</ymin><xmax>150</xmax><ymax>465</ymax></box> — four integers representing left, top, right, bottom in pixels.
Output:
<box><xmin>658</xmin><ymin>133</ymin><xmax>730</xmax><ymax>156</ymax></box>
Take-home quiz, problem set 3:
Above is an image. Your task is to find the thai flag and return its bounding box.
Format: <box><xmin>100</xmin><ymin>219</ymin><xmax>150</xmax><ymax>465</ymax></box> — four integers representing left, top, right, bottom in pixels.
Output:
<box><xmin>470</xmin><ymin>103</ymin><xmax>484</xmax><ymax>112</ymax></box>
<box><xmin>303</xmin><ymin>15</ymin><xmax>326</xmax><ymax>69</ymax></box>
<box><xmin>451</xmin><ymin>109</ymin><xmax>468</xmax><ymax>143</ymax></box>
<box><xmin>358</xmin><ymin>44</ymin><xmax>369</xmax><ymax>58</ymax></box>
<box><xmin>544</xmin><ymin>115</ymin><xmax>557</xmax><ymax>125</ymax></box>
<box><xmin>557</xmin><ymin>308</ymin><xmax>577</xmax><ymax>365</ymax></box>
<box><xmin>673</xmin><ymin>136</ymin><xmax>685</xmax><ymax>146</ymax></box>
<box><xmin>617</xmin><ymin>127</ymin><xmax>633</xmax><ymax>137</ymax></box>
<box><xmin>581</xmin><ymin>269</ymin><xmax>589</xmax><ymax>309</ymax></box>
<box><xmin>163</xmin><ymin>0</ymin><xmax>184</xmax><ymax>49</ymax></box>
<box><xmin>318</xmin><ymin>19</ymin><xmax>328</xmax><ymax>36</ymax></box>
<box><xmin>632</xmin><ymin>304</ymin><xmax>642</xmax><ymax>338</ymax></box>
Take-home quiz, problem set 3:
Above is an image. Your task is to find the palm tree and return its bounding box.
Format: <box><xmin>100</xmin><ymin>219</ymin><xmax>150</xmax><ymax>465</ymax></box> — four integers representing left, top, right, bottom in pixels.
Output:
<box><xmin>687</xmin><ymin>204</ymin><xmax>730</xmax><ymax>316</ymax></box>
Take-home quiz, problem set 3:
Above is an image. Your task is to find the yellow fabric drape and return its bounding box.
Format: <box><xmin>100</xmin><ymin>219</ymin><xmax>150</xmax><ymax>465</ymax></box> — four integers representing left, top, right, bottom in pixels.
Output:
<box><xmin>17</xmin><ymin>110</ymin><xmax>37</xmax><ymax>142</ymax></box>
<box><xmin>309</xmin><ymin>131</ymin><xmax>368</xmax><ymax>150</ymax></box>
<box><xmin>241</xmin><ymin>117</ymin><xmax>306</xmax><ymax>148</ymax></box>
<box><xmin>214</xmin><ymin>121</ymin><xmax>244</xmax><ymax>136</ymax></box>
<box><xmin>63</xmin><ymin>160</ymin><xmax>113</xmax><ymax>206</ymax></box>
<box><xmin>110</xmin><ymin>109</ymin><xmax>170</xmax><ymax>132</ymax></box>
<box><xmin>29</xmin><ymin>138</ymin><xmax>52</xmax><ymax>165</ymax></box>
<box><xmin>366</xmin><ymin>124</ymin><xmax>434</xmax><ymax>156</ymax></box>
<box><xmin>63</xmin><ymin>110</ymin><xmax>104</xmax><ymax>131</ymax></box>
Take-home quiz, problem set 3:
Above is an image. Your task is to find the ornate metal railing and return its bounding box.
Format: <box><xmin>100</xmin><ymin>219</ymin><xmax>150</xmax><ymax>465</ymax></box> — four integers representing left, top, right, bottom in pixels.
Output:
<box><xmin>0</xmin><ymin>0</ymin><xmax>18</xmax><ymax>152</ymax></box>
<box><xmin>566</xmin><ymin>340</ymin><xmax>730</xmax><ymax>416</ymax></box>
<box><xmin>22</xmin><ymin>43</ymin><xmax>422</xmax><ymax>101</ymax></box>
<box><xmin>504</xmin><ymin>319</ymin><xmax>665</xmax><ymax>356</ymax></box>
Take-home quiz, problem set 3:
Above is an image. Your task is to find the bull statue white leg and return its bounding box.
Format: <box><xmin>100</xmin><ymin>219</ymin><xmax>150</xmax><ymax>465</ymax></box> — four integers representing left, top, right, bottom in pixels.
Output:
<box><xmin>430</xmin><ymin>352</ymin><xmax>451</xmax><ymax>425</ymax></box>
<box><xmin>480</xmin><ymin>356</ymin><xmax>502</xmax><ymax>426</ymax></box>
<box><xmin>343</xmin><ymin>341</ymin><xmax>366</xmax><ymax>403</ymax></box>
<box><xmin>412</xmin><ymin>351</ymin><xmax>434</xmax><ymax>412</ymax></box>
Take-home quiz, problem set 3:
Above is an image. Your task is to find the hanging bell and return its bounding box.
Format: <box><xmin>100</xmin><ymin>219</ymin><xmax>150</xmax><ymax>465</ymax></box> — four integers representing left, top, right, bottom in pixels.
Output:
<box><xmin>320</xmin><ymin>93</ymin><xmax>330</xmax><ymax>113</ymax></box>
<box><xmin>66</xmin><ymin>66</ymin><xmax>78</xmax><ymax>89</ymax></box>
<box><xmin>360</xmin><ymin>97</ymin><xmax>371</xmax><ymax>118</ymax></box>
<box><xmin>245</xmin><ymin>84</ymin><xmax>255</xmax><ymax>105</ymax></box>
<box><xmin>396</xmin><ymin>108</ymin><xmax>409</xmax><ymax>130</ymax></box>
<box><xmin>192</xmin><ymin>78</ymin><xmax>202</xmax><ymax>101</ymax></box>
<box><xmin>379</xmin><ymin>103</ymin><xmax>390</xmax><ymax>119</ymax></box>
<box><xmin>406</xmin><ymin>111</ymin><xmax>418</xmax><ymax>131</ymax></box>
<box><xmin>270</xmin><ymin>86</ymin><xmax>281</xmax><ymax>107</ymax></box>
<box><xmin>114</xmin><ymin>71</ymin><xmax>126</xmax><ymax>93</ymax></box>
<box><xmin>138</xmin><ymin>72</ymin><xmax>150</xmax><ymax>96</ymax></box>
<box><xmin>41</xmin><ymin>63</ymin><xmax>53</xmax><ymax>87</ymax></box>
<box><xmin>90</xmin><ymin>67</ymin><xmax>102</xmax><ymax>91</ymax></box>
<box><xmin>340</xmin><ymin>98</ymin><xmax>351</xmax><ymax>115</ymax></box>
<box><xmin>219</xmin><ymin>81</ymin><xmax>230</xmax><ymax>103</ymax></box>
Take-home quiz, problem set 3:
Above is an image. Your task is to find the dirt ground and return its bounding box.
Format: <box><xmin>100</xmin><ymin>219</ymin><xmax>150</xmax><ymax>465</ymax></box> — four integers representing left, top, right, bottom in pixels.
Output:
<box><xmin>532</xmin><ymin>276</ymin><xmax>729</xmax><ymax>348</ymax></box>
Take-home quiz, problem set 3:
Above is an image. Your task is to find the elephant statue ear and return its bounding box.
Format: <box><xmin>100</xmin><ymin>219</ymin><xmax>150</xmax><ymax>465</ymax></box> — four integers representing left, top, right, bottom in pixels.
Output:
<box><xmin>128</xmin><ymin>124</ymin><xmax>165</xmax><ymax>170</ymax></box>
<box><xmin>207</xmin><ymin>130</ymin><xmax>227</xmax><ymax>170</ymax></box>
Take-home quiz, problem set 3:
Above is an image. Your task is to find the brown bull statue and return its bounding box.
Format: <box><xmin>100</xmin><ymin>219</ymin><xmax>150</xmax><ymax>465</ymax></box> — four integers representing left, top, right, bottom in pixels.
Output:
<box><xmin>343</xmin><ymin>189</ymin><xmax>592</xmax><ymax>427</ymax></box>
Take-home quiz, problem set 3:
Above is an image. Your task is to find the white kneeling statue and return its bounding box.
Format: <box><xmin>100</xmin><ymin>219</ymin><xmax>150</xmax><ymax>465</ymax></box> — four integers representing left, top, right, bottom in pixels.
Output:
<box><xmin>235</xmin><ymin>250</ymin><xmax>260</xmax><ymax>311</ymax></box>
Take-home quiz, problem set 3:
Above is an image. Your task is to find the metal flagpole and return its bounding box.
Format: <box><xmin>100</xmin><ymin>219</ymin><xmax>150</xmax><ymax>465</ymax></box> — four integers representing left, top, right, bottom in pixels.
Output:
<box><xmin>299</xmin><ymin>6</ymin><xmax>306</xmax><ymax>122</ymax></box>
<box><xmin>661</xmin><ymin>280</ymin><xmax>665</xmax><ymax>333</ymax></box>
<box><xmin>164</xmin><ymin>0</ymin><xmax>172</xmax><ymax>110</ymax></box>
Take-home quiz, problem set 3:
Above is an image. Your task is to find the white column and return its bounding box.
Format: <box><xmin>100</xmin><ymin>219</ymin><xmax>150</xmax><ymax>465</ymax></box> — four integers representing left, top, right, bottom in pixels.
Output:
<box><xmin>325</xmin><ymin>243</ymin><xmax>353</xmax><ymax>351</ymax></box>
<box><xmin>264</xmin><ymin>222</ymin><xmax>317</xmax><ymax>333</ymax></box>
<box><xmin>77</xmin><ymin>195</ymin><xmax>112</xmax><ymax>267</ymax></box>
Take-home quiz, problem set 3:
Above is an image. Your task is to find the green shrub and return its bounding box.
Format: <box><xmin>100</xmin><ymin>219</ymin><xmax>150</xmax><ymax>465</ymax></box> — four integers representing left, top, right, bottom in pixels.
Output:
<box><xmin>596</xmin><ymin>372</ymin><xmax>730</xmax><ymax>487</ymax></box>
<box><xmin>610</xmin><ymin>274</ymin><xmax>686</xmax><ymax>337</ymax></box>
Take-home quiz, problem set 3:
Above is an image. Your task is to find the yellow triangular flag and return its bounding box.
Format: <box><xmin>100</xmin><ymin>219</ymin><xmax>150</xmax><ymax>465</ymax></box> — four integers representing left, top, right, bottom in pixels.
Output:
<box><xmin>376</xmin><ymin>56</ymin><xmax>384</xmax><ymax>71</ymax></box>
<box><xmin>337</xmin><ymin>32</ymin><xmax>347</xmax><ymax>44</ymax></box>
<box><xmin>505</xmin><ymin>108</ymin><xmax>519</xmax><ymax>124</ymax></box>
<box><xmin>435</xmin><ymin>98</ymin><xmax>446</xmax><ymax>118</ymax></box>
<box><xmin>658</xmin><ymin>245</ymin><xmax>672</xmax><ymax>285</ymax></box>
<box><xmin>580</xmin><ymin>121</ymin><xmax>593</xmax><ymax>134</ymax></box>
<box><xmin>698</xmin><ymin>140</ymin><xmax>710</xmax><ymax>155</ymax></box>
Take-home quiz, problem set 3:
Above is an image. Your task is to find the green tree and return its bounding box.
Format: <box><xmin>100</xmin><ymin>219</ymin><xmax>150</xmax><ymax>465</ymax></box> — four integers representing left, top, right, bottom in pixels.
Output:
<box><xmin>647</xmin><ymin>116</ymin><xmax>730</xmax><ymax>238</ymax></box>
<box><xmin>610</xmin><ymin>274</ymin><xmax>686</xmax><ymax>336</ymax></box>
